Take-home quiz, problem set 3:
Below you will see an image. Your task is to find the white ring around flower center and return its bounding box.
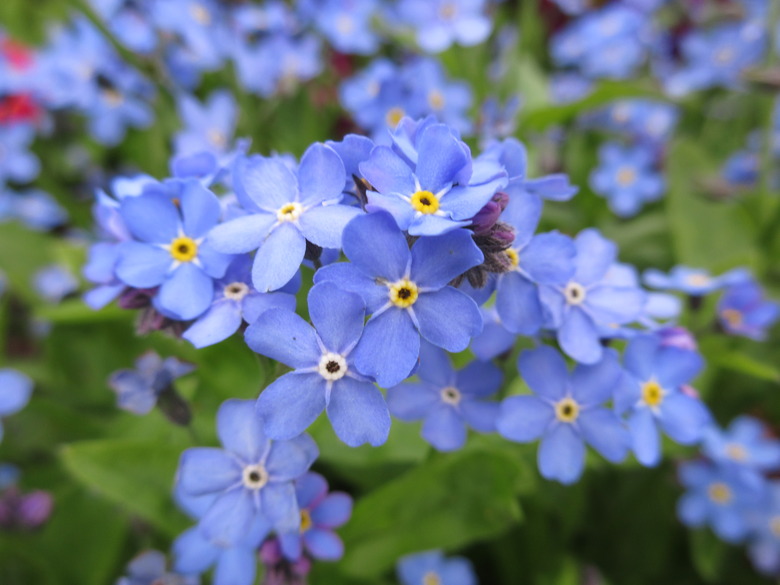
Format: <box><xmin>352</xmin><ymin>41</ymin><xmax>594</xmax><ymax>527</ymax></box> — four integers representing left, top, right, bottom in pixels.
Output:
<box><xmin>223</xmin><ymin>281</ymin><xmax>250</xmax><ymax>301</ymax></box>
<box><xmin>564</xmin><ymin>282</ymin><xmax>586</xmax><ymax>305</ymax></box>
<box><xmin>277</xmin><ymin>202</ymin><xmax>303</xmax><ymax>223</ymax></box>
<box><xmin>318</xmin><ymin>352</ymin><xmax>348</xmax><ymax>381</ymax></box>
<box><xmin>440</xmin><ymin>386</ymin><xmax>461</xmax><ymax>405</ymax></box>
<box><xmin>242</xmin><ymin>464</ymin><xmax>269</xmax><ymax>490</ymax></box>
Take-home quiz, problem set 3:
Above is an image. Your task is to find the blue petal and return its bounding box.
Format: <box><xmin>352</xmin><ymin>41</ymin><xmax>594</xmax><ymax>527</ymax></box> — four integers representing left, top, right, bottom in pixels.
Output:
<box><xmin>199</xmin><ymin>487</ymin><xmax>255</xmax><ymax>547</ymax></box>
<box><xmin>352</xmin><ymin>309</ymin><xmax>419</xmax><ymax>387</ymax></box>
<box><xmin>311</xmin><ymin>493</ymin><xmax>352</xmax><ymax>528</ymax></box>
<box><xmin>522</xmin><ymin>232</ymin><xmax>576</xmax><ymax>285</ymax></box>
<box><xmin>502</xmin><ymin>190</ymin><xmax>541</xmax><ymax>247</ymax></box>
<box><xmin>304</xmin><ymin>528</ymin><xmax>344</xmax><ymax>561</ymax></box>
<box><xmin>410</xmin><ymin>229</ymin><xmax>484</xmax><ymax>289</ymax></box>
<box><xmin>298</xmin><ymin>204</ymin><xmax>362</xmax><ymax>249</ymax></box>
<box><xmin>313</xmin><ymin>263</ymin><xmax>389</xmax><ymax>313</ymax></box>
<box><xmin>628</xmin><ymin>408</ymin><xmax>661</xmax><ymax>467</ymax></box>
<box><xmin>295</xmin><ymin>471</ymin><xmax>328</xmax><ymax>509</ymax></box>
<box><xmin>713</xmin><ymin>507</ymin><xmax>749</xmax><ymax>543</ymax></box>
<box><xmin>183</xmin><ymin>300</ymin><xmax>242</xmax><ymax>348</ymax></box>
<box><xmin>422</xmin><ymin>405</ymin><xmax>467</xmax><ymax>451</ymax></box>
<box><xmin>558</xmin><ymin>308</ymin><xmax>603</xmax><ymax>364</ymax></box>
<box><xmin>659</xmin><ymin>393</ymin><xmax>711</xmax><ymax>444</ymax></box>
<box><xmin>365</xmin><ymin>190</ymin><xmax>417</xmax><ymax>230</ymax></box>
<box><xmin>234</xmin><ymin>156</ymin><xmax>298</xmax><ymax>212</ymax></box>
<box><xmin>178</xmin><ymin>448</ymin><xmax>241</xmax><ymax>495</ymax></box>
<box><xmin>158</xmin><ymin>263</ymin><xmax>214</xmax><ymax>320</ymax></box>
<box><xmin>120</xmin><ymin>193</ymin><xmax>179</xmax><ymax>243</ymax></box>
<box><xmin>327</xmin><ymin>377</ymin><xmax>391</xmax><ymax>447</ymax></box>
<box><xmin>496</xmin><ymin>395</ymin><xmax>553</xmax><ymax>442</ymax></box>
<box><xmin>655</xmin><ymin>347</ymin><xmax>704</xmax><ymax>388</ymax></box>
<box><xmin>279</xmin><ymin>531</ymin><xmax>303</xmax><ymax>561</ymax></box>
<box><xmin>623</xmin><ymin>334</ymin><xmax>660</xmax><ymax>380</ymax></box>
<box><xmin>297</xmin><ymin>143</ymin><xmax>347</xmax><ymax>206</ymax></box>
<box><xmin>358</xmin><ymin>146</ymin><xmax>416</xmax><ymax>198</ymax></box>
<box><xmin>677</xmin><ymin>493</ymin><xmax>708</xmax><ymax>527</ymax></box>
<box><xmin>469</xmin><ymin>320</ymin><xmax>516</xmax><ymax>361</ymax></box>
<box><xmin>416</xmin><ymin>342</ymin><xmax>456</xmax><ymax>387</ymax></box>
<box><xmin>538</xmin><ymin>423</ymin><xmax>585</xmax><ymax>485</ymax></box>
<box><xmin>496</xmin><ymin>272</ymin><xmax>544</xmax><ymax>335</ymax></box>
<box><xmin>217</xmin><ymin>399</ymin><xmax>268</xmax><ymax>463</ymax></box>
<box><xmin>586</xmin><ymin>286</ymin><xmax>646</xmax><ymax>324</ymax></box>
<box><xmin>213</xmin><ymin>548</ymin><xmax>258</xmax><ymax>585</ymax></box>
<box><xmin>0</xmin><ymin>370</ymin><xmax>33</xmax><ymax>416</ymax></box>
<box><xmin>244</xmin><ymin>308</ymin><xmax>320</xmax><ymax>369</ymax></box>
<box><xmin>456</xmin><ymin>361</ymin><xmax>503</xmax><ymax>398</ymax></box>
<box><xmin>578</xmin><ymin>408</ymin><xmax>629</xmax><ymax>463</ymax></box>
<box><xmin>570</xmin><ymin>351</ymin><xmax>621</xmax><ymax>406</ymax></box>
<box><xmin>252</xmin><ymin>223</ymin><xmax>306</xmax><ymax>292</ymax></box>
<box><xmin>181</xmin><ymin>182</ymin><xmax>221</xmax><ymax>238</ymax></box>
<box><xmin>387</xmin><ymin>382</ymin><xmax>440</xmax><ymax>420</ymax></box>
<box><xmin>573</xmin><ymin>229</ymin><xmax>617</xmax><ymax>285</ymax></box>
<box><xmin>115</xmin><ymin>242</ymin><xmax>171</xmax><ymax>288</ymax></box>
<box><xmin>207</xmin><ymin>213</ymin><xmax>276</xmax><ymax>254</ymax></box>
<box><xmin>308</xmin><ymin>282</ymin><xmax>366</xmax><ymax>354</ymax></box>
<box><xmin>256</xmin><ymin>373</ymin><xmax>327</xmax><ymax>441</ymax></box>
<box><xmin>414</xmin><ymin>287</ymin><xmax>482</xmax><ymax>352</ymax></box>
<box><xmin>517</xmin><ymin>346</ymin><xmax>569</xmax><ymax>400</ymax></box>
<box><xmin>260</xmin><ymin>481</ymin><xmax>300</xmax><ymax>533</ymax></box>
<box><xmin>342</xmin><ymin>211</ymin><xmax>411</xmax><ymax>281</ymax></box>
<box><xmin>460</xmin><ymin>400</ymin><xmax>500</xmax><ymax>433</ymax></box>
<box><xmin>265</xmin><ymin>434</ymin><xmax>318</xmax><ymax>482</ymax></box>
<box><xmin>172</xmin><ymin>526</ymin><xmax>219</xmax><ymax>574</ymax></box>
<box><xmin>242</xmin><ymin>292</ymin><xmax>297</xmax><ymax>324</ymax></box>
<box><xmin>415</xmin><ymin>125</ymin><xmax>470</xmax><ymax>193</ymax></box>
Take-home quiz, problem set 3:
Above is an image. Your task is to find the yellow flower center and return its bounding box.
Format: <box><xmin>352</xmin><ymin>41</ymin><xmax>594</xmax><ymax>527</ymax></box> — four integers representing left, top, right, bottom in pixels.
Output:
<box><xmin>300</xmin><ymin>508</ymin><xmax>312</xmax><ymax>533</ymax></box>
<box><xmin>423</xmin><ymin>571</ymin><xmax>442</xmax><ymax>585</ymax></box>
<box><xmin>708</xmin><ymin>482</ymin><xmax>732</xmax><ymax>505</ymax></box>
<box><xmin>686</xmin><ymin>274</ymin><xmax>710</xmax><ymax>287</ymax></box>
<box><xmin>103</xmin><ymin>88</ymin><xmax>124</xmax><ymax>107</ymax></box>
<box><xmin>555</xmin><ymin>397</ymin><xmax>580</xmax><ymax>423</ymax></box>
<box><xmin>428</xmin><ymin>90</ymin><xmax>445</xmax><ymax>110</ymax></box>
<box><xmin>169</xmin><ymin>236</ymin><xmax>198</xmax><ymax>262</ymax></box>
<box><xmin>410</xmin><ymin>190</ymin><xmax>440</xmax><ymax>215</ymax></box>
<box><xmin>277</xmin><ymin>202</ymin><xmax>303</xmax><ymax>223</ymax></box>
<box><xmin>388</xmin><ymin>279</ymin><xmax>418</xmax><ymax>308</ymax></box>
<box><xmin>386</xmin><ymin>107</ymin><xmax>405</xmax><ymax>128</ymax></box>
<box><xmin>641</xmin><ymin>380</ymin><xmax>664</xmax><ymax>408</ymax></box>
<box><xmin>721</xmin><ymin>308</ymin><xmax>743</xmax><ymax>328</ymax></box>
<box><xmin>440</xmin><ymin>386</ymin><xmax>461</xmax><ymax>405</ymax></box>
<box><xmin>505</xmin><ymin>248</ymin><xmax>520</xmax><ymax>269</ymax></box>
<box><xmin>190</xmin><ymin>3</ymin><xmax>211</xmax><ymax>25</ymax></box>
<box><xmin>616</xmin><ymin>166</ymin><xmax>637</xmax><ymax>186</ymax></box>
<box><xmin>439</xmin><ymin>2</ymin><xmax>457</xmax><ymax>19</ymax></box>
<box><xmin>725</xmin><ymin>443</ymin><xmax>748</xmax><ymax>462</ymax></box>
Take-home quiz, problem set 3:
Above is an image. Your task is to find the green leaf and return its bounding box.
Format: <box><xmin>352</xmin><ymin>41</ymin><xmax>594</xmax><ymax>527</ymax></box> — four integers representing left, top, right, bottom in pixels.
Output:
<box><xmin>60</xmin><ymin>438</ymin><xmax>189</xmax><ymax>536</ymax></box>
<box><xmin>712</xmin><ymin>351</ymin><xmax>780</xmax><ymax>383</ymax></box>
<box><xmin>338</xmin><ymin>449</ymin><xmax>524</xmax><ymax>579</ymax></box>
<box><xmin>689</xmin><ymin>528</ymin><xmax>728</xmax><ymax>582</ymax></box>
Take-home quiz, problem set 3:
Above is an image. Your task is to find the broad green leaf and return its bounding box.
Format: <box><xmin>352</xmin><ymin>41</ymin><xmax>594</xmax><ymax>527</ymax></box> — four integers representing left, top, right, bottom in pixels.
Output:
<box><xmin>712</xmin><ymin>351</ymin><xmax>780</xmax><ymax>383</ymax></box>
<box><xmin>60</xmin><ymin>438</ymin><xmax>189</xmax><ymax>536</ymax></box>
<box><xmin>689</xmin><ymin>528</ymin><xmax>727</xmax><ymax>583</ymax></box>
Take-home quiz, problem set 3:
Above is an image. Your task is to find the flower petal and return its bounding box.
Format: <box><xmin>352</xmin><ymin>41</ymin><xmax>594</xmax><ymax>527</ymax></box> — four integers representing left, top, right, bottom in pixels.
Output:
<box><xmin>558</xmin><ymin>308</ymin><xmax>603</xmax><ymax>364</ymax></box>
<box><xmin>207</xmin><ymin>213</ymin><xmax>276</xmax><ymax>255</ymax></box>
<box><xmin>496</xmin><ymin>395</ymin><xmax>553</xmax><ymax>442</ymax></box>
<box><xmin>120</xmin><ymin>193</ymin><xmax>179</xmax><ymax>243</ymax></box>
<box><xmin>217</xmin><ymin>399</ymin><xmax>268</xmax><ymax>464</ymax></box>
<box><xmin>410</xmin><ymin>229</ymin><xmax>484</xmax><ymax>289</ymax></box>
<box><xmin>252</xmin><ymin>223</ymin><xmax>306</xmax><ymax>292</ymax></box>
<box><xmin>304</xmin><ymin>528</ymin><xmax>344</xmax><ymax>561</ymax></box>
<box><xmin>115</xmin><ymin>242</ymin><xmax>171</xmax><ymax>288</ymax></box>
<box><xmin>183</xmin><ymin>300</ymin><xmax>243</xmax><ymax>348</ymax></box>
<box><xmin>327</xmin><ymin>377</ymin><xmax>391</xmax><ymax>447</ymax></box>
<box><xmin>342</xmin><ymin>211</ymin><xmax>411</xmax><ymax>281</ymax></box>
<box><xmin>256</xmin><ymin>373</ymin><xmax>327</xmax><ymax>441</ymax></box>
<box><xmin>297</xmin><ymin>143</ymin><xmax>347</xmax><ymax>206</ymax></box>
<box><xmin>245</xmin><ymin>308</ymin><xmax>320</xmax><ymax>369</ymax></box>
<box><xmin>234</xmin><ymin>156</ymin><xmax>298</xmax><ymax>212</ymax></box>
<box><xmin>298</xmin><ymin>204</ymin><xmax>362</xmax><ymax>249</ymax></box>
<box><xmin>517</xmin><ymin>345</ymin><xmax>569</xmax><ymax>400</ymax></box>
<box><xmin>157</xmin><ymin>262</ymin><xmax>214</xmax><ymax>320</ymax></box>
<box><xmin>352</xmin><ymin>309</ymin><xmax>419</xmax><ymax>387</ymax></box>
<box><xmin>308</xmin><ymin>282</ymin><xmax>366</xmax><ymax>354</ymax></box>
<box><xmin>178</xmin><ymin>448</ymin><xmax>242</xmax><ymax>496</ymax></box>
<box><xmin>578</xmin><ymin>408</ymin><xmax>629</xmax><ymax>463</ymax></box>
<box><xmin>311</xmin><ymin>493</ymin><xmax>352</xmax><ymax>528</ymax></box>
<box><xmin>538</xmin><ymin>423</ymin><xmax>585</xmax><ymax>485</ymax></box>
<box><xmin>628</xmin><ymin>408</ymin><xmax>661</xmax><ymax>467</ymax></box>
<box><xmin>422</xmin><ymin>405</ymin><xmax>467</xmax><ymax>451</ymax></box>
<box><xmin>414</xmin><ymin>287</ymin><xmax>482</xmax><ymax>352</ymax></box>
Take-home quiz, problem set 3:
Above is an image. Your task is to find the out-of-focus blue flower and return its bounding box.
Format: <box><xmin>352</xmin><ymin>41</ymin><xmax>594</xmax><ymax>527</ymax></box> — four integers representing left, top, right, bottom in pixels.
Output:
<box><xmin>539</xmin><ymin>229</ymin><xmax>646</xmax><ymax>364</ymax></box>
<box><xmin>359</xmin><ymin>120</ymin><xmax>506</xmax><ymax>235</ymax></box>
<box><xmin>616</xmin><ymin>334</ymin><xmax>711</xmax><ymax>467</ymax></box>
<box><xmin>299</xmin><ymin>0</ymin><xmax>380</xmax><ymax>55</ymax></box>
<box><xmin>207</xmin><ymin>143</ymin><xmax>360</xmax><ymax>292</ymax></box>
<box><xmin>703</xmin><ymin>417</ymin><xmax>780</xmax><ymax>482</ymax></box>
<box><xmin>314</xmin><ymin>211</ymin><xmax>484</xmax><ymax>387</ymax></box>
<box><xmin>90</xmin><ymin>0</ymin><xmax>157</xmax><ymax>54</ymax></box>
<box><xmin>0</xmin><ymin>123</ymin><xmax>39</xmax><ymax>185</ymax></box>
<box><xmin>677</xmin><ymin>460</ymin><xmax>766</xmax><ymax>543</ymax></box>
<box><xmin>116</xmin><ymin>550</ymin><xmax>198</xmax><ymax>585</ymax></box>
<box><xmin>747</xmin><ymin>481</ymin><xmax>780</xmax><ymax>576</ymax></box>
<box><xmin>550</xmin><ymin>72</ymin><xmax>593</xmax><ymax>104</ymax></box>
<box><xmin>279</xmin><ymin>472</ymin><xmax>352</xmax><ymax>562</ymax></box>
<box><xmin>248</xmin><ymin>282</ymin><xmax>391</xmax><ymax>447</ymax></box>
<box><xmin>174</xmin><ymin>90</ymin><xmax>237</xmax><ymax>159</ymax></box>
<box><xmin>397</xmin><ymin>549</ymin><xmax>477</xmax><ymax>585</ymax></box>
<box><xmin>183</xmin><ymin>256</ymin><xmax>296</xmax><ymax>349</ymax></box>
<box><xmin>6</xmin><ymin>189</ymin><xmax>67</xmax><ymax>231</ymax></box>
<box><xmin>664</xmin><ymin>22</ymin><xmax>766</xmax><ymax>96</ymax></box>
<box><xmin>585</xmin><ymin>100</ymin><xmax>679</xmax><ymax>145</ymax></box>
<box><xmin>497</xmin><ymin>346</ymin><xmax>630</xmax><ymax>484</ymax></box>
<box><xmin>717</xmin><ymin>278</ymin><xmax>779</xmax><ymax>340</ymax></box>
<box><xmin>115</xmin><ymin>181</ymin><xmax>232</xmax><ymax>320</ymax></box>
<box><xmin>32</xmin><ymin>265</ymin><xmax>79</xmax><ymax>303</ymax></box>
<box><xmin>643</xmin><ymin>266</ymin><xmax>750</xmax><ymax>296</ymax></box>
<box><xmin>589</xmin><ymin>141</ymin><xmax>665</xmax><ymax>217</ymax></box>
<box><xmin>108</xmin><ymin>352</ymin><xmax>194</xmax><ymax>415</ymax></box>
<box><xmin>176</xmin><ymin>399</ymin><xmax>318</xmax><ymax>546</ymax></box>
<box><xmin>396</xmin><ymin>0</ymin><xmax>492</xmax><ymax>53</ymax></box>
<box><xmin>477</xmin><ymin>95</ymin><xmax>522</xmax><ymax>147</ymax></box>
<box><xmin>388</xmin><ymin>342</ymin><xmax>502</xmax><ymax>451</ymax></box>
<box><xmin>402</xmin><ymin>59</ymin><xmax>473</xmax><ymax>135</ymax></box>
<box><xmin>0</xmin><ymin>369</ymin><xmax>33</xmax><ymax>443</ymax></box>
<box><xmin>722</xmin><ymin>150</ymin><xmax>759</xmax><ymax>187</ymax></box>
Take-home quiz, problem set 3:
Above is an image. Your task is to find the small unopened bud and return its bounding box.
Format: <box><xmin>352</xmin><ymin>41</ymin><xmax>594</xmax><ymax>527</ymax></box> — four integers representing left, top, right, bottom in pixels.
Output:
<box><xmin>470</xmin><ymin>192</ymin><xmax>509</xmax><ymax>235</ymax></box>
<box><xmin>657</xmin><ymin>327</ymin><xmax>698</xmax><ymax>352</ymax></box>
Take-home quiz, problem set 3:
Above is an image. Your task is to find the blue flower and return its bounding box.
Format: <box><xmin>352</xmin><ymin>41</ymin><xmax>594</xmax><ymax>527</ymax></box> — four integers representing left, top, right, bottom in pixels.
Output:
<box><xmin>717</xmin><ymin>278</ymin><xmax>779</xmax><ymax>341</ymax></box>
<box><xmin>300</xmin><ymin>0</ymin><xmax>380</xmax><ymax>55</ymax></box>
<box><xmin>183</xmin><ymin>256</ymin><xmax>297</xmax><ymax>349</ymax></box>
<box><xmin>468</xmin><ymin>307</ymin><xmax>516</xmax><ymax>361</ymax></box>
<box><xmin>589</xmin><ymin>141</ymin><xmax>665</xmax><ymax>217</ymax></box>
<box><xmin>7</xmin><ymin>189</ymin><xmax>68</xmax><ymax>231</ymax></box>
<box><xmin>396</xmin><ymin>0</ymin><xmax>492</xmax><ymax>53</ymax></box>
<box><xmin>207</xmin><ymin>143</ymin><xmax>361</xmax><ymax>292</ymax></box>
<box><xmin>0</xmin><ymin>123</ymin><xmax>39</xmax><ymax>185</ymax></box>
<box><xmin>397</xmin><ymin>550</ymin><xmax>477</xmax><ymax>585</ymax></box>
<box><xmin>116</xmin><ymin>550</ymin><xmax>198</xmax><ymax>585</ymax></box>
<box><xmin>176</xmin><ymin>399</ymin><xmax>318</xmax><ymax>546</ymax></box>
<box><xmin>677</xmin><ymin>460</ymin><xmax>766</xmax><ymax>543</ymax></box>
<box><xmin>248</xmin><ymin>281</ymin><xmax>390</xmax><ymax>447</ymax></box>
<box><xmin>279</xmin><ymin>472</ymin><xmax>353</xmax><ymax>562</ymax></box>
<box><xmin>359</xmin><ymin>120</ymin><xmax>507</xmax><ymax>236</ymax></box>
<box><xmin>747</xmin><ymin>481</ymin><xmax>780</xmax><ymax>575</ymax></box>
<box><xmin>643</xmin><ymin>265</ymin><xmax>750</xmax><ymax>296</ymax></box>
<box><xmin>174</xmin><ymin>89</ymin><xmax>237</xmax><ymax>159</ymax></box>
<box><xmin>616</xmin><ymin>334</ymin><xmax>711</xmax><ymax>467</ymax></box>
<box><xmin>115</xmin><ymin>181</ymin><xmax>232</xmax><ymax>320</ymax></box>
<box><xmin>32</xmin><ymin>265</ymin><xmax>79</xmax><ymax>303</ymax></box>
<box><xmin>401</xmin><ymin>58</ymin><xmax>473</xmax><ymax>135</ymax></box>
<box><xmin>497</xmin><ymin>346</ymin><xmax>630</xmax><ymax>484</ymax></box>
<box><xmin>388</xmin><ymin>342</ymin><xmax>502</xmax><ymax>451</ymax></box>
<box><xmin>539</xmin><ymin>229</ymin><xmax>646</xmax><ymax>364</ymax></box>
<box><xmin>703</xmin><ymin>416</ymin><xmax>780</xmax><ymax>478</ymax></box>
<box><xmin>108</xmin><ymin>352</ymin><xmax>194</xmax><ymax>415</ymax></box>
<box><xmin>0</xmin><ymin>369</ymin><xmax>33</xmax><ymax>442</ymax></box>
<box><xmin>90</xmin><ymin>0</ymin><xmax>158</xmax><ymax>54</ymax></box>
<box><xmin>314</xmin><ymin>211</ymin><xmax>484</xmax><ymax>387</ymax></box>
<box><xmin>326</xmin><ymin>133</ymin><xmax>375</xmax><ymax>200</ymax></box>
